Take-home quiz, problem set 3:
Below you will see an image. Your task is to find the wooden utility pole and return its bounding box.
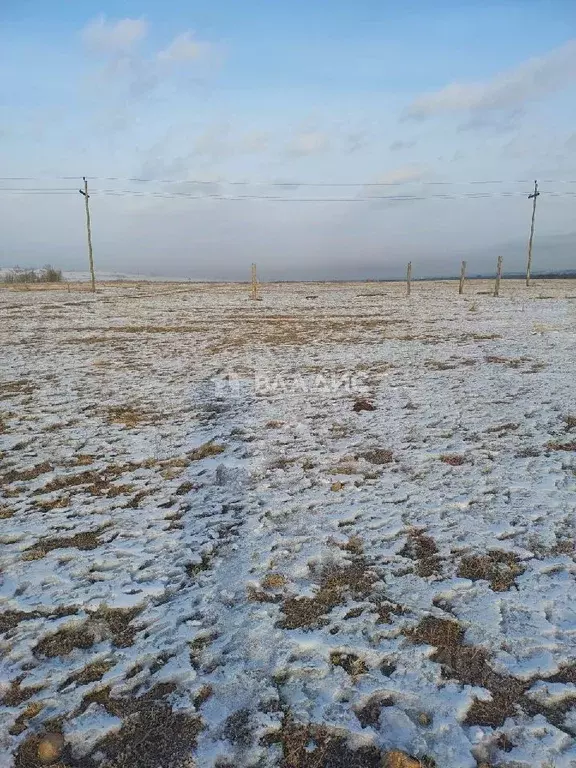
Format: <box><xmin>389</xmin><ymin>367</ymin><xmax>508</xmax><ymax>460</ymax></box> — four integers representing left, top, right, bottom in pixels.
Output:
<box><xmin>79</xmin><ymin>177</ymin><xmax>96</xmax><ymax>293</ymax></box>
<box><xmin>250</xmin><ymin>262</ymin><xmax>259</xmax><ymax>300</ymax></box>
<box><xmin>459</xmin><ymin>260</ymin><xmax>467</xmax><ymax>294</ymax></box>
<box><xmin>406</xmin><ymin>261</ymin><xmax>412</xmax><ymax>296</ymax></box>
<box><xmin>526</xmin><ymin>180</ymin><xmax>539</xmax><ymax>287</ymax></box>
<box><xmin>494</xmin><ymin>255</ymin><xmax>503</xmax><ymax>297</ymax></box>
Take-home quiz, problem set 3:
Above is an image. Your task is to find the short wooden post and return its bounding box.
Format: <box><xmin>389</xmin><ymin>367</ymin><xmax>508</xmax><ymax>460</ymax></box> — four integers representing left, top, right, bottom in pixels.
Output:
<box><xmin>494</xmin><ymin>255</ymin><xmax>503</xmax><ymax>297</ymax></box>
<box><xmin>250</xmin><ymin>262</ymin><xmax>259</xmax><ymax>300</ymax></box>
<box><xmin>459</xmin><ymin>260</ymin><xmax>467</xmax><ymax>295</ymax></box>
<box><xmin>406</xmin><ymin>261</ymin><xmax>412</xmax><ymax>296</ymax></box>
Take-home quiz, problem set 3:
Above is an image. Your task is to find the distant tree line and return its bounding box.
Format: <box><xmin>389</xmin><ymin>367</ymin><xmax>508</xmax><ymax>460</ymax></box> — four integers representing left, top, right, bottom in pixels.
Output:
<box><xmin>3</xmin><ymin>265</ymin><xmax>63</xmax><ymax>283</ymax></box>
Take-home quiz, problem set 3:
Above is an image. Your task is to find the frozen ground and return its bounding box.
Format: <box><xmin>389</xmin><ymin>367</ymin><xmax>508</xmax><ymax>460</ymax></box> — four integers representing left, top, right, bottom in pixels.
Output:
<box><xmin>1</xmin><ymin>278</ymin><xmax>575</xmax><ymax>768</ymax></box>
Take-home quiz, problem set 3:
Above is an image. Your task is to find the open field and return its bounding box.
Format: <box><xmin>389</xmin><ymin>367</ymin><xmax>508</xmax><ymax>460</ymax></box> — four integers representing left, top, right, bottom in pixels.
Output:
<box><xmin>1</xmin><ymin>279</ymin><xmax>576</xmax><ymax>768</ymax></box>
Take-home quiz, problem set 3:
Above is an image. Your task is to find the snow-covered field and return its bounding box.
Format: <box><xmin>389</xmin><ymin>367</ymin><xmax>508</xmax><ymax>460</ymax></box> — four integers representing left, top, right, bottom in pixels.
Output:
<box><xmin>1</xmin><ymin>279</ymin><xmax>575</xmax><ymax>768</ymax></box>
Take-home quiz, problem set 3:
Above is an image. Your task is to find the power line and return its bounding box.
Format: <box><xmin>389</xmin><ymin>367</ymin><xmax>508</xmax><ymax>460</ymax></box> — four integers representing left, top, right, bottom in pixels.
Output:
<box><xmin>2</xmin><ymin>188</ymin><xmax>576</xmax><ymax>202</ymax></box>
<box><xmin>2</xmin><ymin>175</ymin><xmax>576</xmax><ymax>186</ymax></box>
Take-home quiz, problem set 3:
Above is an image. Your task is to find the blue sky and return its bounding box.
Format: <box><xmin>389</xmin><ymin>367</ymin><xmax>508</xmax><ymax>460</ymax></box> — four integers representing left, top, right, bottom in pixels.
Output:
<box><xmin>1</xmin><ymin>0</ymin><xmax>576</xmax><ymax>278</ymax></box>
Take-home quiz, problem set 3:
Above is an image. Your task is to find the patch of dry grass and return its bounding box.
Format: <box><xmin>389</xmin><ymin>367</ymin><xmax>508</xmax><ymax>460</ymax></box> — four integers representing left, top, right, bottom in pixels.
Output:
<box><xmin>338</xmin><ymin>535</ymin><xmax>364</xmax><ymax>555</ymax></box>
<box><xmin>64</xmin><ymin>335</ymin><xmax>111</xmax><ymax>344</ymax></box>
<box><xmin>329</xmin><ymin>462</ymin><xmax>360</xmax><ymax>476</ymax></box>
<box><xmin>373</xmin><ymin>600</ymin><xmax>405</xmax><ymax>624</ymax></box>
<box><xmin>399</xmin><ymin>530</ymin><xmax>442</xmax><ymax>577</ymax></box>
<box><xmin>0</xmin><ymin>605</ymin><xmax>79</xmax><ymax>635</ymax></box>
<box><xmin>278</xmin><ymin>558</ymin><xmax>377</xmax><ymax>630</ymax></box>
<box><xmin>33</xmin><ymin>605</ymin><xmax>143</xmax><ymax>658</ymax></box>
<box><xmin>352</xmin><ymin>398</ymin><xmax>376</xmax><ymax>412</ymax></box>
<box><xmin>485</xmin><ymin>355</ymin><xmax>531</xmax><ymax>368</ymax></box>
<box><xmin>354</xmin><ymin>693</ymin><xmax>395</xmax><ymax>727</ymax></box>
<box><xmin>35</xmin><ymin>461</ymin><xmax>144</xmax><ymax>496</ymax></box>
<box><xmin>269</xmin><ymin>716</ymin><xmax>383</xmax><ymax>768</ymax></box>
<box><xmin>31</xmin><ymin>494</ymin><xmax>71</xmax><ymax>512</ymax></box>
<box><xmin>268</xmin><ymin>456</ymin><xmax>298</xmax><ymax>471</ymax></box>
<box><xmin>403</xmin><ymin>616</ymin><xmax>574</xmax><ymax>731</ymax></box>
<box><xmin>440</xmin><ymin>454</ymin><xmax>466</xmax><ymax>466</ymax></box>
<box><xmin>189</xmin><ymin>631</ymin><xmax>219</xmax><ymax>669</ymax></box>
<box><xmin>188</xmin><ymin>442</ymin><xmax>225</xmax><ymax>461</ymax></box>
<box><xmin>209</xmin><ymin>316</ymin><xmax>411</xmax><ymax>353</ymax></box>
<box><xmin>74</xmin><ymin>453</ymin><xmax>95</xmax><ymax>466</ymax></box>
<box><xmin>9</xmin><ymin>701</ymin><xmax>44</xmax><ymax>737</ymax></box>
<box><xmin>1</xmin><ymin>677</ymin><xmax>44</xmax><ymax>707</ymax></box>
<box><xmin>457</xmin><ymin>550</ymin><xmax>525</xmax><ymax>591</ymax></box>
<box><xmin>106</xmin><ymin>405</ymin><xmax>152</xmax><ymax>428</ymax></box>
<box><xmin>16</xmin><ymin>683</ymin><xmax>202</xmax><ymax>768</ymax></box>
<box><xmin>406</xmin><ymin>616</ymin><xmax>526</xmax><ymax>727</ymax></box>
<box><xmin>185</xmin><ymin>553</ymin><xmax>212</xmax><ymax>578</ymax></box>
<box><xmin>262</xmin><ymin>572</ymin><xmax>288</xmax><ymax>590</ymax></box>
<box><xmin>360</xmin><ymin>448</ymin><xmax>394</xmax><ymax>464</ymax></box>
<box><xmin>58</xmin><ymin>660</ymin><xmax>115</xmax><ymax>690</ymax></box>
<box><xmin>1</xmin><ymin>461</ymin><xmax>53</xmax><ymax>484</ymax></box>
<box><xmin>110</xmin><ymin>324</ymin><xmax>204</xmax><ymax>334</ymax></box>
<box><xmin>22</xmin><ymin>526</ymin><xmax>108</xmax><ymax>561</ymax></box>
<box><xmin>485</xmin><ymin>422</ymin><xmax>519</xmax><ymax>434</ymax></box>
<box><xmin>329</xmin><ymin>650</ymin><xmax>368</xmax><ymax>677</ymax></box>
<box><xmin>425</xmin><ymin>360</ymin><xmax>457</xmax><ymax>370</ymax></box>
<box><xmin>546</xmin><ymin>441</ymin><xmax>576</xmax><ymax>452</ymax></box>
<box><xmin>1</xmin><ymin>380</ymin><xmax>37</xmax><ymax>398</ymax></box>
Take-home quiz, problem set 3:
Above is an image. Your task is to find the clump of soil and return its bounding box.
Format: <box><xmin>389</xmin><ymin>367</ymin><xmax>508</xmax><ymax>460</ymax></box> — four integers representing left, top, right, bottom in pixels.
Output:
<box><xmin>352</xmin><ymin>399</ymin><xmax>376</xmax><ymax>412</ymax></box>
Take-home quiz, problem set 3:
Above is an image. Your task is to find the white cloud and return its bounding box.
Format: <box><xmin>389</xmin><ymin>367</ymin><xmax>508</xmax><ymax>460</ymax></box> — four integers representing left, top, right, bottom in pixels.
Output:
<box><xmin>82</xmin><ymin>15</ymin><xmax>147</xmax><ymax>53</ymax></box>
<box><xmin>358</xmin><ymin>165</ymin><xmax>429</xmax><ymax>202</ymax></box>
<box><xmin>404</xmin><ymin>39</ymin><xmax>576</xmax><ymax>121</ymax></box>
<box><xmin>285</xmin><ymin>131</ymin><xmax>330</xmax><ymax>157</ymax></box>
<box><xmin>345</xmin><ymin>132</ymin><xmax>368</xmax><ymax>153</ymax></box>
<box><xmin>390</xmin><ymin>139</ymin><xmax>417</xmax><ymax>151</ymax></box>
<box><xmin>157</xmin><ymin>31</ymin><xmax>212</xmax><ymax>62</ymax></box>
<box><xmin>193</xmin><ymin>125</ymin><xmax>232</xmax><ymax>161</ymax></box>
<box><xmin>238</xmin><ymin>131</ymin><xmax>269</xmax><ymax>153</ymax></box>
<box><xmin>566</xmin><ymin>132</ymin><xmax>576</xmax><ymax>151</ymax></box>
<box><xmin>374</xmin><ymin>165</ymin><xmax>428</xmax><ymax>184</ymax></box>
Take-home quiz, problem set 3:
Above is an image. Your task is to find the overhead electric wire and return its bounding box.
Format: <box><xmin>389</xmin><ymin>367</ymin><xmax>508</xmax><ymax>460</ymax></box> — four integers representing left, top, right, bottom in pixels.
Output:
<box><xmin>1</xmin><ymin>188</ymin><xmax>576</xmax><ymax>202</ymax></box>
<box><xmin>1</xmin><ymin>176</ymin><xmax>576</xmax><ymax>203</ymax></box>
<box><xmin>2</xmin><ymin>175</ymin><xmax>576</xmax><ymax>186</ymax></box>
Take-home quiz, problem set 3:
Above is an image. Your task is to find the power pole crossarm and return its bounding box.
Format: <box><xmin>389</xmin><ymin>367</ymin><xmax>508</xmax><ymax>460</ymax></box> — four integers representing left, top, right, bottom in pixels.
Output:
<box><xmin>79</xmin><ymin>176</ymin><xmax>96</xmax><ymax>293</ymax></box>
<box><xmin>526</xmin><ymin>180</ymin><xmax>539</xmax><ymax>287</ymax></box>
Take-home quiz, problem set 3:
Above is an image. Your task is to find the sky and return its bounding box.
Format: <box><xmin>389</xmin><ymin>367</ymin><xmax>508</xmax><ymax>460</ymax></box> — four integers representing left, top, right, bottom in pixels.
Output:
<box><xmin>1</xmin><ymin>0</ymin><xmax>576</xmax><ymax>279</ymax></box>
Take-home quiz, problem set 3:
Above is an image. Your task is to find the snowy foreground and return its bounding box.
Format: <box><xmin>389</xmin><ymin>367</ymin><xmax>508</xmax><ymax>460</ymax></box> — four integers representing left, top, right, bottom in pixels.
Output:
<box><xmin>1</xmin><ymin>279</ymin><xmax>575</xmax><ymax>768</ymax></box>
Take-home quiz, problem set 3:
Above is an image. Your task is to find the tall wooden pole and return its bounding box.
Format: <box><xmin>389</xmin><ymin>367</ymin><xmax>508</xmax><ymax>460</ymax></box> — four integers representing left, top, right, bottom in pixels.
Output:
<box><xmin>79</xmin><ymin>177</ymin><xmax>96</xmax><ymax>293</ymax></box>
<box><xmin>494</xmin><ymin>255</ymin><xmax>503</xmax><ymax>297</ymax></box>
<box><xmin>459</xmin><ymin>260</ymin><xmax>467</xmax><ymax>295</ymax></box>
<box><xmin>406</xmin><ymin>261</ymin><xmax>412</xmax><ymax>296</ymax></box>
<box><xmin>526</xmin><ymin>180</ymin><xmax>539</xmax><ymax>287</ymax></box>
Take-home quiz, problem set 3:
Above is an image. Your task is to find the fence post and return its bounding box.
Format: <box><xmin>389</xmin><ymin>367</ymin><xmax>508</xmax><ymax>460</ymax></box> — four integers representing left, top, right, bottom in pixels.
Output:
<box><xmin>250</xmin><ymin>263</ymin><xmax>259</xmax><ymax>300</ymax></box>
<box><xmin>494</xmin><ymin>256</ymin><xmax>503</xmax><ymax>297</ymax></box>
<box><xmin>459</xmin><ymin>260</ymin><xmax>467</xmax><ymax>295</ymax></box>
